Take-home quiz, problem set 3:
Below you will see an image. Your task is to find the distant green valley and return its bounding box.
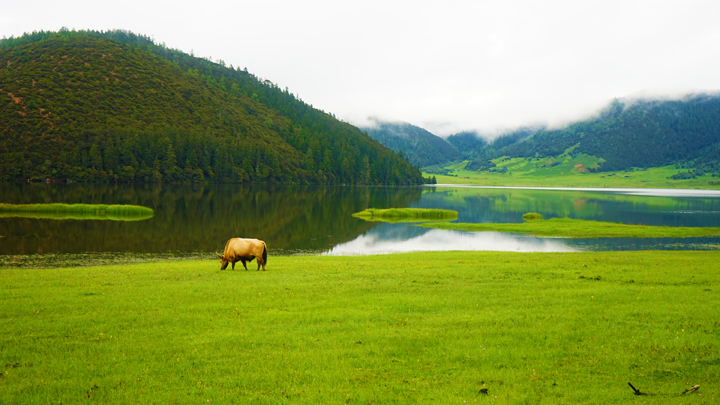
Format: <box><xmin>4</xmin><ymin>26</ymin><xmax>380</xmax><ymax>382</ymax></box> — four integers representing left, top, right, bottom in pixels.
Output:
<box><xmin>0</xmin><ymin>29</ymin><xmax>423</xmax><ymax>185</ymax></box>
<box><xmin>471</xmin><ymin>97</ymin><xmax>720</xmax><ymax>177</ymax></box>
<box><xmin>366</xmin><ymin>96</ymin><xmax>720</xmax><ymax>187</ymax></box>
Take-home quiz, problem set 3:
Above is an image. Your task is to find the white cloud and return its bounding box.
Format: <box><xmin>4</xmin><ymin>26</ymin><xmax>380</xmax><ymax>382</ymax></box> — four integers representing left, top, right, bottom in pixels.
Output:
<box><xmin>4</xmin><ymin>0</ymin><xmax>720</xmax><ymax>135</ymax></box>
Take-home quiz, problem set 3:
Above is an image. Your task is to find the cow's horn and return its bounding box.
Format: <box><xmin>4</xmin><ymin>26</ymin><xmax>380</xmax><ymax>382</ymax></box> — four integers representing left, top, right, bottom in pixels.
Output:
<box><xmin>215</xmin><ymin>251</ymin><xmax>223</xmax><ymax>258</ymax></box>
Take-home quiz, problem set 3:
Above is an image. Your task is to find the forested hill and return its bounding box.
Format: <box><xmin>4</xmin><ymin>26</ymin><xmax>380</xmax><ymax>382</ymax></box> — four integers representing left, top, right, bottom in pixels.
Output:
<box><xmin>444</xmin><ymin>131</ymin><xmax>488</xmax><ymax>160</ymax></box>
<box><xmin>470</xmin><ymin>95</ymin><xmax>720</xmax><ymax>173</ymax></box>
<box><xmin>360</xmin><ymin>120</ymin><xmax>462</xmax><ymax>167</ymax></box>
<box><xmin>0</xmin><ymin>29</ymin><xmax>423</xmax><ymax>185</ymax></box>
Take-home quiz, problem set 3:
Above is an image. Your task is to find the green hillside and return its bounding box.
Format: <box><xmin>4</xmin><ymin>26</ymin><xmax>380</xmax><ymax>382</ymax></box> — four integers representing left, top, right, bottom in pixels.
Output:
<box><xmin>361</xmin><ymin>119</ymin><xmax>462</xmax><ymax>167</ymax></box>
<box><xmin>424</xmin><ymin>159</ymin><xmax>720</xmax><ymax>189</ymax></box>
<box><xmin>0</xmin><ymin>29</ymin><xmax>423</xmax><ymax>185</ymax></box>
<box><xmin>443</xmin><ymin>131</ymin><xmax>487</xmax><ymax>160</ymax></box>
<box><xmin>452</xmin><ymin>96</ymin><xmax>720</xmax><ymax>179</ymax></box>
<box><xmin>446</xmin><ymin>128</ymin><xmax>540</xmax><ymax>161</ymax></box>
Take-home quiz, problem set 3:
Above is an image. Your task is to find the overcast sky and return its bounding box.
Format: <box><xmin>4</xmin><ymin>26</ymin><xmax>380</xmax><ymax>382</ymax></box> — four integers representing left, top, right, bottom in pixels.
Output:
<box><xmin>3</xmin><ymin>1</ymin><xmax>720</xmax><ymax>137</ymax></box>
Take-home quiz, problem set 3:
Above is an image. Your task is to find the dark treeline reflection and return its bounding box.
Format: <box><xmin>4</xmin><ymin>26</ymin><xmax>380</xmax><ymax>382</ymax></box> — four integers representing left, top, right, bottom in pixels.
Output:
<box><xmin>0</xmin><ymin>183</ymin><xmax>423</xmax><ymax>255</ymax></box>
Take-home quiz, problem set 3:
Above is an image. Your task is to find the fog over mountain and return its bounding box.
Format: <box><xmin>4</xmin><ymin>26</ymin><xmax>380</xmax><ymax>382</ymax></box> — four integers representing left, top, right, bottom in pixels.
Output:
<box><xmin>4</xmin><ymin>1</ymin><xmax>720</xmax><ymax>135</ymax></box>
<box><xmin>365</xmin><ymin>94</ymin><xmax>720</xmax><ymax>179</ymax></box>
<box><xmin>360</xmin><ymin>118</ymin><xmax>462</xmax><ymax>167</ymax></box>
<box><xmin>459</xmin><ymin>94</ymin><xmax>720</xmax><ymax>175</ymax></box>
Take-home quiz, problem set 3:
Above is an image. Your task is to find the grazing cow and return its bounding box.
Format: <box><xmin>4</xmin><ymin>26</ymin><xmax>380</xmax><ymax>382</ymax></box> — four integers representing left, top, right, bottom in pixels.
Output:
<box><xmin>216</xmin><ymin>238</ymin><xmax>268</xmax><ymax>271</ymax></box>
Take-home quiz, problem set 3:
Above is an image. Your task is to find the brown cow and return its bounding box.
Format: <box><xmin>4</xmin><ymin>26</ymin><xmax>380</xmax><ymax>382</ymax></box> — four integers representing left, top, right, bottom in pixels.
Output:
<box><xmin>216</xmin><ymin>238</ymin><xmax>268</xmax><ymax>271</ymax></box>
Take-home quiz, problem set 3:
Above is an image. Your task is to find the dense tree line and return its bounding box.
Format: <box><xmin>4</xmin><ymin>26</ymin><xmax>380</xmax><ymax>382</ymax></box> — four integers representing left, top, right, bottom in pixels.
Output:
<box><xmin>464</xmin><ymin>158</ymin><xmax>496</xmax><ymax>172</ymax></box>
<box><xmin>0</xmin><ymin>29</ymin><xmax>423</xmax><ymax>185</ymax></box>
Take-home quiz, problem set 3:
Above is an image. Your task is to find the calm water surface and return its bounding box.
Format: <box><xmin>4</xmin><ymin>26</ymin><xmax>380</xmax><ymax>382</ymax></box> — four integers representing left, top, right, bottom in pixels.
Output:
<box><xmin>2</xmin><ymin>183</ymin><xmax>719</xmax><ymax>266</ymax></box>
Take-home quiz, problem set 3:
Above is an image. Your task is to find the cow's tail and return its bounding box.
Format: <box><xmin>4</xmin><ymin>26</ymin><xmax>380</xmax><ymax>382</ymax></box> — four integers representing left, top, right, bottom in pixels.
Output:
<box><xmin>262</xmin><ymin>242</ymin><xmax>268</xmax><ymax>264</ymax></box>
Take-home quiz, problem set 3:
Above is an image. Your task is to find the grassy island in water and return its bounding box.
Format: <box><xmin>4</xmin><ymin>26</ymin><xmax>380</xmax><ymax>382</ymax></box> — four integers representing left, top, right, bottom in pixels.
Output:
<box><xmin>352</xmin><ymin>208</ymin><xmax>458</xmax><ymax>223</ymax></box>
<box><xmin>0</xmin><ymin>203</ymin><xmax>154</xmax><ymax>221</ymax></box>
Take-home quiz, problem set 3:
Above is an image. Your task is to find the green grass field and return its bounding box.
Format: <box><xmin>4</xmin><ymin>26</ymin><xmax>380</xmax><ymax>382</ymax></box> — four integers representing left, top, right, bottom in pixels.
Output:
<box><xmin>2</xmin><ymin>252</ymin><xmax>718</xmax><ymax>404</ymax></box>
<box><xmin>420</xmin><ymin>214</ymin><xmax>720</xmax><ymax>238</ymax></box>
<box><xmin>425</xmin><ymin>157</ymin><xmax>720</xmax><ymax>189</ymax></box>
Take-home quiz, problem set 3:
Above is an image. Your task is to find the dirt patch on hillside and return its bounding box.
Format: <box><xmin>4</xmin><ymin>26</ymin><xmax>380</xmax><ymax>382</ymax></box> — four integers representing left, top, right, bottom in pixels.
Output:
<box><xmin>8</xmin><ymin>93</ymin><xmax>22</xmax><ymax>104</ymax></box>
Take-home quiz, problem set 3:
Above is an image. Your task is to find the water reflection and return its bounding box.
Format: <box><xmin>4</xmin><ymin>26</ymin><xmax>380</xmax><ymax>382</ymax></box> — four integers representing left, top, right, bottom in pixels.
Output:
<box><xmin>566</xmin><ymin>237</ymin><xmax>720</xmax><ymax>251</ymax></box>
<box><xmin>325</xmin><ymin>225</ymin><xmax>579</xmax><ymax>255</ymax></box>
<box><xmin>420</xmin><ymin>186</ymin><xmax>720</xmax><ymax>227</ymax></box>
<box><xmin>325</xmin><ymin>225</ymin><xmax>720</xmax><ymax>255</ymax></box>
<box><xmin>2</xmin><ymin>183</ymin><xmax>720</xmax><ymax>267</ymax></box>
<box><xmin>0</xmin><ymin>183</ymin><xmax>421</xmax><ymax>256</ymax></box>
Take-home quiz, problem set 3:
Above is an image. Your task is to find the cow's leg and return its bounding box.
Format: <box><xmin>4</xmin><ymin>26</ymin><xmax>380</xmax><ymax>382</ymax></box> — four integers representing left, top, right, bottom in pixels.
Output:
<box><xmin>241</xmin><ymin>260</ymin><xmax>248</xmax><ymax>271</ymax></box>
<box><xmin>231</xmin><ymin>261</ymin><xmax>235</xmax><ymax>270</ymax></box>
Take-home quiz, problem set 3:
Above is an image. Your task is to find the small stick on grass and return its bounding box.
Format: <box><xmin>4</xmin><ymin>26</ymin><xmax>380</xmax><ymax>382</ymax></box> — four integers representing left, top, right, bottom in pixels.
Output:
<box><xmin>628</xmin><ymin>382</ymin><xmax>646</xmax><ymax>396</ymax></box>
<box><xmin>628</xmin><ymin>382</ymin><xmax>699</xmax><ymax>397</ymax></box>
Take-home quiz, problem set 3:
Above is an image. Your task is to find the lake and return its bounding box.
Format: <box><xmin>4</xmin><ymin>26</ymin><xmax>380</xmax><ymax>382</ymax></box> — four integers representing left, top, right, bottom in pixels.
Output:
<box><xmin>2</xmin><ymin>183</ymin><xmax>720</xmax><ymax>267</ymax></box>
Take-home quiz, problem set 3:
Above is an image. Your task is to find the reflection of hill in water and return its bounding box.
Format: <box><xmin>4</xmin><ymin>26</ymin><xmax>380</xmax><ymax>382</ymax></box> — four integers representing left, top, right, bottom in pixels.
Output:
<box><xmin>0</xmin><ymin>184</ymin><xmax>422</xmax><ymax>255</ymax></box>
<box><xmin>3</xmin><ymin>183</ymin><xmax>719</xmax><ymax>263</ymax></box>
<box><xmin>417</xmin><ymin>188</ymin><xmax>720</xmax><ymax>227</ymax></box>
<box><xmin>359</xmin><ymin>223</ymin><xmax>430</xmax><ymax>241</ymax></box>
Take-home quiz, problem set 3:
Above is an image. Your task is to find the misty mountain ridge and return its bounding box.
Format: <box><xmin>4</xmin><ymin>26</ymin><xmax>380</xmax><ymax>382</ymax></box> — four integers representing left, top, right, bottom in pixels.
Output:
<box><xmin>359</xmin><ymin>119</ymin><xmax>462</xmax><ymax>167</ymax></box>
<box><xmin>445</xmin><ymin>126</ymin><xmax>545</xmax><ymax>159</ymax></box>
<box><xmin>477</xmin><ymin>94</ymin><xmax>720</xmax><ymax>174</ymax></box>
<box><xmin>366</xmin><ymin>94</ymin><xmax>720</xmax><ymax>178</ymax></box>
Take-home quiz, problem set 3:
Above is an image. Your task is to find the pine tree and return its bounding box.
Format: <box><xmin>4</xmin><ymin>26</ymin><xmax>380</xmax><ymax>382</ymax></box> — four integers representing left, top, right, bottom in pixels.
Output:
<box><xmin>89</xmin><ymin>144</ymin><xmax>103</xmax><ymax>170</ymax></box>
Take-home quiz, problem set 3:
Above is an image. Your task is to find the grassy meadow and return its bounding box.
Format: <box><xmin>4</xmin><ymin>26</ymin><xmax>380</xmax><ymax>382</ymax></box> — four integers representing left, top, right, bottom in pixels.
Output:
<box><xmin>425</xmin><ymin>158</ymin><xmax>720</xmax><ymax>189</ymax></box>
<box><xmin>2</xmin><ymin>252</ymin><xmax>719</xmax><ymax>404</ymax></box>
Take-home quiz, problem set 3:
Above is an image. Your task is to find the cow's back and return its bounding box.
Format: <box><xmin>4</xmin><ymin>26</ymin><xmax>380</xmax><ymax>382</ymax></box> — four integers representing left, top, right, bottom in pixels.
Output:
<box><xmin>226</xmin><ymin>238</ymin><xmax>263</xmax><ymax>259</ymax></box>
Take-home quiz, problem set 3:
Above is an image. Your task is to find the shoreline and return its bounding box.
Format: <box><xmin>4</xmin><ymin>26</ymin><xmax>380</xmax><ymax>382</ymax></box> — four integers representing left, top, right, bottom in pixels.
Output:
<box><xmin>426</xmin><ymin>183</ymin><xmax>720</xmax><ymax>197</ymax></box>
<box><xmin>5</xmin><ymin>247</ymin><xmax>720</xmax><ymax>269</ymax></box>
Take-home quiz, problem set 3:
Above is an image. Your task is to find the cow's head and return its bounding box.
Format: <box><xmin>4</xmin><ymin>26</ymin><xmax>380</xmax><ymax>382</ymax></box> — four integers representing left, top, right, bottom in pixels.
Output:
<box><xmin>216</xmin><ymin>251</ymin><xmax>229</xmax><ymax>270</ymax></box>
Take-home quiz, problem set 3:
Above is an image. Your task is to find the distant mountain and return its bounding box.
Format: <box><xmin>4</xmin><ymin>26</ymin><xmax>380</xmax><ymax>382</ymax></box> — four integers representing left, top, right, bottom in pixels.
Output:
<box><xmin>444</xmin><ymin>131</ymin><xmax>488</xmax><ymax>160</ymax></box>
<box><xmin>445</xmin><ymin>127</ymin><xmax>542</xmax><ymax>160</ymax></box>
<box><xmin>360</xmin><ymin>120</ymin><xmax>462</xmax><ymax>167</ymax></box>
<box><xmin>0</xmin><ymin>29</ymin><xmax>423</xmax><ymax>185</ymax></box>
<box><xmin>494</xmin><ymin>96</ymin><xmax>720</xmax><ymax>172</ymax></box>
<box><xmin>459</xmin><ymin>95</ymin><xmax>720</xmax><ymax>176</ymax></box>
